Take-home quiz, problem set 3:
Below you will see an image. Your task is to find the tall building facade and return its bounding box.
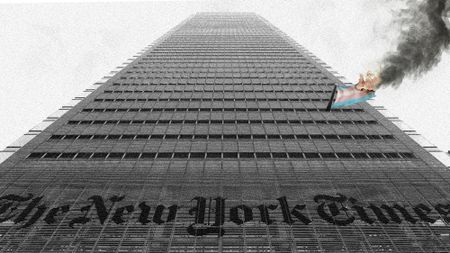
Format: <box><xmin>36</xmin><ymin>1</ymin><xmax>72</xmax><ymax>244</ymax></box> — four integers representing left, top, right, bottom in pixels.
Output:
<box><xmin>0</xmin><ymin>12</ymin><xmax>449</xmax><ymax>252</ymax></box>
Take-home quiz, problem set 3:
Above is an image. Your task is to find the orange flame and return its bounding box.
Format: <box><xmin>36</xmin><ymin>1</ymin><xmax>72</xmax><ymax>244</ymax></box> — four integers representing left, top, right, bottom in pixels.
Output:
<box><xmin>355</xmin><ymin>71</ymin><xmax>380</xmax><ymax>92</ymax></box>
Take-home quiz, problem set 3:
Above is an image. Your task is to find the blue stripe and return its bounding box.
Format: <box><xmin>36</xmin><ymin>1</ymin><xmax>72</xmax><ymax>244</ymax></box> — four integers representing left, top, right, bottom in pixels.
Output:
<box><xmin>331</xmin><ymin>93</ymin><xmax>375</xmax><ymax>108</ymax></box>
<box><xmin>336</xmin><ymin>85</ymin><xmax>353</xmax><ymax>91</ymax></box>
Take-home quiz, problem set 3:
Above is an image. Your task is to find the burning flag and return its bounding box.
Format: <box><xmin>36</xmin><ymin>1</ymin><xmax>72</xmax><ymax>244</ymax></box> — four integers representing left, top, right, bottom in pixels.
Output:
<box><xmin>327</xmin><ymin>0</ymin><xmax>449</xmax><ymax>109</ymax></box>
<box><xmin>326</xmin><ymin>72</ymin><xmax>380</xmax><ymax>110</ymax></box>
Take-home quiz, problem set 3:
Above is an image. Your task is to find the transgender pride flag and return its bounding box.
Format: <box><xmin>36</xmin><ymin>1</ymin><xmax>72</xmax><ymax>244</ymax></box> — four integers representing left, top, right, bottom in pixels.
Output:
<box><xmin>326</xmin><ymin>84</ymin><xmax>375</xmax><ymax>110</ymax></box>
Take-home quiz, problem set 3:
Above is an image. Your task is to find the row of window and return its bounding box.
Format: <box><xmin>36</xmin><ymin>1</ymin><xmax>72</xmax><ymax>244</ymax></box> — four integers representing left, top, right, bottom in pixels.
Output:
<box><xmin>103</xmin><ymin>90</ymin><xmax>333</xmax><ymax>94</ymax></box>
<box><xmin>168</xmin><ymin>34</ymin><xmax>282</xmax><ymax>37</ymax></box>
<box><xmin>81</xmin><ymin>108</ymin><xmax>364</xmax><ymax>113</ymax></box>
<box><xmin>135</xmin><ymin>60</ymin><xmax>315</xmax><ymax>64</ymax></box>
<box><xmin>179</xmin><ymin>28</ymin><xmax>266</xmax><ymax>32</ymax></box>
<box><xmin>111</xmin><ymin>86</ymin><xmax>332</xmax><ymax>92</ymax></box>
<box><xmin>166</xmin><ymin>33</ymin><xmax>282</xmax><ymax>36</ymax></box>
<box><xmin>118</xmin><ymin>75</ymin><xmax>329</xmax><ymax>80</ymax></box>
<box><xmin>66</xmin><ymin>119</ymin><xmax>378</xmax><ymax>125</ymax></box>
<box><xmin>171</xmin><ymin>33</ymin><xmax>282</xmax><ymax>37</ymax></box>
<box><xmin>150</xmin><ymin>47</ymin><xmax>299</xmax><ymax>50</ymax></box>
<box><xmin>49</xmin><ymin>134</ymin><xmax>394</xmax><ymax>141</ymax></box>
<box><xmin>160</xmin><ymin>35</ymin><xmax>283</xmax><ymax>39</ymax></box>
<box><xmin>153</xmin><ymin>46</ymin><xmax>298</xmax><ymax>49</ymax></box>
<box><xmin>160</xmin><ymin>37</ymin><xmax>290</xmax><ymax>40</ymax></box>
<box><xmin>144</xmin><ymin>65</ymin><xmax>313</xmax><ymax>71</ymax></box>
<box><xmin>93</xmin><ymin>98</ymin><xmax>330</xmax><ymax>102</ymax></box>
<box><xmin>142</xmin><ymin>48</ymin><xmax>307</xmax><ymax>53</ymax></box>
<box><xmin>111</xmin><ymin>82</ymin><xmax>333</xmax><ymax>86</ymax></box>
<box><xmin>27</xmin><ymin>152</ymin><xmax>415</xmax><ymax>160</ymax></box>
<box><xmin>156</xmin><ymin>43</ymin><xmax>292</xmax><ymax>45</ymax></box>
<box><xmin>155</xmin><ymin>44</ymin><xmax>295</xmax><ymax>47</ymax></box>
<box><xmin>120</xmin><ymin>71</ymin><xmax>324</xmax><ymax>75</ymax></box>
<box><xmin>131</xmin><ymin>64</ymin><xmax>318</xmax><ymax>69</ymax></box>
<box><xmin>144</xmin><ymin>53</ymin><xmax>305</xmax><ymax>57</ymax></box>
<box><xmin>137</xmin><ymin>58</ymin><xmax>309</xmax><ymax>65</ymax></box>
<box><xmin>124</xmin><ymin>68</ymin><xmax>320</xmax><ymax>74</ymax></box>
<box><xmin>150</xmin><ymin>49</ymin><xmax>300</xmax><ymax>53</ymax></box>
<box><xmin>149</xmin><ymin>48</ymin><xmax>300</xmax><ymax>51</ymax></box>
<box><xmin>173</xmin><ymin>29</ymin><xmax>277</xmax><ymax>32</ymax></box>
<box><xmin>138</xmin><ymin>57</ymin><xmax>312</xmax><ymax>61</ymax></box>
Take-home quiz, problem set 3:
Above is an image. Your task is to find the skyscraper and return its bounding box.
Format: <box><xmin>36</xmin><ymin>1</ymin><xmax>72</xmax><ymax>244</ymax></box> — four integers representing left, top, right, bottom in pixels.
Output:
<box><xmin>0</xmin><ymin>12</ymin><xmax>449</xmax><ymax>252</ymax></box>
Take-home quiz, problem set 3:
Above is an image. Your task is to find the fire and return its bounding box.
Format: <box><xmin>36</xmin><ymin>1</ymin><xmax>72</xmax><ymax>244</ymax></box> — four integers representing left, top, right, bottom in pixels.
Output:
<box><xmin>355</xmin><ymin>71</ymin><xmax>380</xmax><ymax>92</ymax></box>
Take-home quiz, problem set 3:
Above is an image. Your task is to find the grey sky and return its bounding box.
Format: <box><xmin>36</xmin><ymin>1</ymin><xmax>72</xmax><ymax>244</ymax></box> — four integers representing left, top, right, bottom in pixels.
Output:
<box><xmin>0</xmin><ymin>0</ymin><xmax>448</xmax><ymax>152</ymax></box>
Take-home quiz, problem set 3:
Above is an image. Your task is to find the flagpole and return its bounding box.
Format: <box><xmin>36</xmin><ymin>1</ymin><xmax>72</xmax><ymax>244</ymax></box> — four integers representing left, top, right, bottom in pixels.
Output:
<box><xmin>326</xmin><ymin>84</ymin><xmax>338</xmax><ymax>111</ymax></box>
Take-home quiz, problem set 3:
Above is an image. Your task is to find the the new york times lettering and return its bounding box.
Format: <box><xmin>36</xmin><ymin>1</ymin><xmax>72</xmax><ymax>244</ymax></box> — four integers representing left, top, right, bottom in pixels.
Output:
<box><xmin>1</xmin><ymin>193</ymin><xmax>449</xmax><ymax>236</ymax></box>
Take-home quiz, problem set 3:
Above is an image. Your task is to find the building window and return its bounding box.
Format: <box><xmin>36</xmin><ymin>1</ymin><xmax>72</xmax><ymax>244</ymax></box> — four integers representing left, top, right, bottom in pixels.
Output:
<box><xmin>26</xmin><ymin>152</ymin><xmax>416</xmax><ymax>161</ymax></box>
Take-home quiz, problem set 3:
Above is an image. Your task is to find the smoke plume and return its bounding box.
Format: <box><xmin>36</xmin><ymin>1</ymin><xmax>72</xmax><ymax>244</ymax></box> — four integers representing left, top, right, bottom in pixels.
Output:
<box><xmin>379</xmin><ymin>0</ymin><xmax>450</xmax><ymax>87</ymax></box>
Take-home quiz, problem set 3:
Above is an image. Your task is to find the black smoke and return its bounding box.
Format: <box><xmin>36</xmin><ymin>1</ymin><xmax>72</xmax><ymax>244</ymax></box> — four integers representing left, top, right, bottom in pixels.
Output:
<box><xmin>379</xmin><ymin>0</ymin><xmax>450</xmax><ymax>87</ymax></box>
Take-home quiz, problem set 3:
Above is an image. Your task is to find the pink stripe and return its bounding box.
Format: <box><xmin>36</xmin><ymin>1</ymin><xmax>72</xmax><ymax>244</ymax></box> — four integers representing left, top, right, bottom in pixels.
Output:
<box><xmin>335</xmin><ymin>90</ymin><xmax>370</xmax><ymax>103</ymax></box>
<box><xmin>336</xmin><ymin>89</ymin><xmax>355</xmax><ymax>97</ymax></box>
<box><xmin>335</xmin><ymin>86</ymin><xmax>368</xmax><ymax>97</ymax></box>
